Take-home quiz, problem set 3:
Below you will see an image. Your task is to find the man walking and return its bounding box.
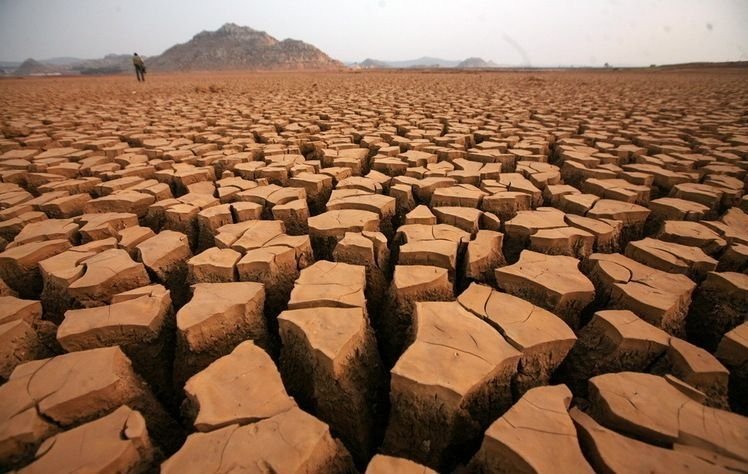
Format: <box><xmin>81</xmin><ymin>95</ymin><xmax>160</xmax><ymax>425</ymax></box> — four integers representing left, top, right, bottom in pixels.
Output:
<box><xmin>132</xmin><ymin>53</ymin><xmax>146</xmax><ymax>82</ymax></box>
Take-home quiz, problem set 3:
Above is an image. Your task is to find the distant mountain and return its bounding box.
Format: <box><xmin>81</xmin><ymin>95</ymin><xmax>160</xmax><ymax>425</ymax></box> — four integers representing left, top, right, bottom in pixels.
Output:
<box><xmin>13</xmin><ymin>58</ymin><xmax>60</xmax><ymax>76</ymax></box>
<box><xmin>42</xmin><ymin>56</ymin><xmax>84</xmax><ymax>66</ymax></box>
<box><xmin>388</xmin><ymin>56</ymin><xmax>461</xmax><ymax>68</ymax></box>
<box><xmin>4</xmin><ymin>54</ymin><xmax>139</xmax><ymax>76</ymax></box>
<box><xmin>6</xmin><ymin>23</ymin><xmax>342</xmax><ymax>74</ymax></box>
<box><xmin>457</xmin><ymin>57</ymin><xmax>498</xmax><ymax>68</ymax></box>
<box><xmin>147</xmin><ymin>23</ymin><xmax>343</xmax><ymax>71</ymax></box>
<box><xmin>71</xmin><ymin>54</ymin><xmax>133</xmax><ymax>75</ymax></box>
<box><xmin>356</xmin><ymin>58</ymin><xmax>391</xmax><ymax>69</ymax></box>
<box><xmin>355</xmin><ymin>57</ymin><xmax>461</xmax><ymax>68</ymax></box>
<box><xmin>351</xmin><ymin>56</ymin><xmax>498</xmax><ymax>69</ymax></box>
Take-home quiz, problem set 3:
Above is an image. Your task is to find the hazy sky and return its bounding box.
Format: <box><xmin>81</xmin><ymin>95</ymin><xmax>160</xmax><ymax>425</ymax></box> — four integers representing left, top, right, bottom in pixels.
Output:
<box><xmin>1</xmin><ymin>0</ymin><xmax>747</xmax><ymax>66</ymax></box>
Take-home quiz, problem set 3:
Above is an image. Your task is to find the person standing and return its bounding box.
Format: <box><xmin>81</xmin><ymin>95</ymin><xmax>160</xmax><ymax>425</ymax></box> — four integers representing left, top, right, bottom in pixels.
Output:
<box><xmin>132</xmin><ymin>53</ymin><xmax>146</xmax><ymax>82</ymax></box>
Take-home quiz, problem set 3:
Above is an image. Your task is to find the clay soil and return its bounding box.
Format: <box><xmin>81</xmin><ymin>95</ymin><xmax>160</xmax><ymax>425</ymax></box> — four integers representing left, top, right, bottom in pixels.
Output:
<box><xmin>1</xmin><ymin>68</ymin><xmax>747</xmax><ymax>472</ymax></box>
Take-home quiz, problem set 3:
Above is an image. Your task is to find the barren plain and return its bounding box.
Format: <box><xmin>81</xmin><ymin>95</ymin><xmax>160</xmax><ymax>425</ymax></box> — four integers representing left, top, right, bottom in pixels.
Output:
<box><xmin>0</xmin><ymin>69</ymin><xmax>747</xmax><ymax>472</ymax></box>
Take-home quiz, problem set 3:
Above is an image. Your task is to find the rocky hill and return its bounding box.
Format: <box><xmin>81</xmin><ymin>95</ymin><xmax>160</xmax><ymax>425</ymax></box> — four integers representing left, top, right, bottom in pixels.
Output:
<box><xmin>352</xmin><ymin>56</ymin><xmax>499</xmax><ymax>69</ymax></box>
<box><xmin>385</xmin><ymin>57</ymin><xmax>461</xmax><ymax>68</ymax></box>
<box><xmin>457</xmin><ymin>57</ymin><xmax>498</xmax><ymax>68</ymax></box>
<box><xmin>148</xmin><ymin>23</ymin><xmax>343</xmax><ymax>71</ymax></box>
<box><xmin>12</xmin><ymin>58</ymin><xmax>59</xmax><ymax>76</ymax></box>
<box><xmin>357</xmin><ymin>58</ymin><xmax>391</xmax><ymax>69</ymax></box>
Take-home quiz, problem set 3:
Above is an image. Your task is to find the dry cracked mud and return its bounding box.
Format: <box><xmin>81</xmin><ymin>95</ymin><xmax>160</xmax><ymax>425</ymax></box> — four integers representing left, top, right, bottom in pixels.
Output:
<box><xmin>0</xmin><ymin>68</ymin><xmax>747</xmax><ymax>472</ymax></box>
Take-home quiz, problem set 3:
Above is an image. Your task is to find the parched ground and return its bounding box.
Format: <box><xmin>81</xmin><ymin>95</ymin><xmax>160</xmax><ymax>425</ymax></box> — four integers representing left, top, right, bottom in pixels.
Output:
<box><xmin>0</xmin><ymin>69</ymin><xmax>747</xmax><ymax>472</ymax></box>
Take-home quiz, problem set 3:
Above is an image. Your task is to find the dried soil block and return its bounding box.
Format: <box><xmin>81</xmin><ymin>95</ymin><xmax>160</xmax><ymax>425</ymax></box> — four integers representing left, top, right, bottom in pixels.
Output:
<box><xmin>365</xmin><ymin>455</ymin><xmax>437</xmax><ymax>474</ymax></box>
<box><xmin>10</xmin><ymin>218</ymin><xmax>79</xmax><ymax>247</ymax></box>
<box><xmin>588</xmin><ymin>372</ymin><xmax>748</xmax><ymax>463</ymax></box>
<box><xmin>433</xmin><ymin>206</ymin><xmax>482</xmax><ymax>235</ymax></box>
<box><xmin>564</xmin><ymin>214</ymin><xmax>622</xmax><ymax>253</ymax></box>
<box><xmin>289</xmin><ymin>171</ymin><xmax>333</xmax><ymax>214</ymax></box>
<box><xmin>586</xmin><ymin>199</ymin><xmax>650</xmax><ymax>245</ymax></box>
<box><xmin>279</xmin><ymin>306</ymin><xmax>384</xmax><ymax>463</ymax></box>
<box><xmin>0</xmin><ymin>239</ymin><xmax>72</xmax><ymax>298</ymax></box>
<box><xmin>237</xmin><ymin>234</ymin><xmax>313</xmax><ymax>315</ymax></box>
<box><xmin>37</xmin><ymin>238</ymin><xmax>118</xmax><ymax>323</ymax></box>
<box><xmin>76</xmin><ymin>212</ymin><xmax>138</xmax><ymax>243</ymax></box>
<box><xmin>196</xmin><ymin>204</ymin><xmax>233</xmax><ymax>251</ymax></box>
<box><xmin>0</xmin><ymin>346</ymin><xmax>179</xmax><ymax>468</ymax></box>
<box><xmin>0</xmin><ymin>296</ymin><xmax>41</xmax><ymax>325</ymax></box>
<box><xmin>96</xmin><ymin>176</ymin><xmax>145</xmax><ymax>196</ymax></box>
<box><xmin>517</xmin><ymin>161</ymin><xmax>561</xmax><ymax>190</ymax></box>
<box><xmin>716</xmin><ymin>323</ymin><xmax>748</xmax><ymax>415</ymax></box>
<box><xmin>656</xmin><ymin>220</ymin><xmax>727</xmax><ymax>256</ymax></box>
<box><xmin>557</xmin><ymin>310</ymin><xmax>670</xmax><ymax>395</ymax></box>
<box><xmin>187</xmin><ymin>247</ymin><xmax>240</xmax><ymax>283</ymax></box>
<box><xmin>333</xmin><ymin>231</ymin><xmax>390</xmax><ymax>315</ymax></box>
<box><xmin>558</xmin><ymin>192</ymin><xmax>600</xmax><ymax>216</ymax></box>
<box><xmin>236</xmin><ymin>183</ymin><xmax>306</xmax><ymax>218</ymax></box>
<box><xmin>272</xmin><ymin>198</ymin><xmax>310</xmax><ymax>235</ymax></box>
<box><xmin>308</xmin><ymin>209</ymin><xmax>379</xmax><ymax>260</ymax></box>
<box><xmin>372</xmin><ymin>156</ymin><xmax>408</xmax><ymax>176</ymax></box>
<box><xmin>501</xmin><ymin>173</ymin><xmax>544</xmax><ymax>204</ymax></box>
<box><xmin>481</xmin><ymin>191</ymin><xmax>532</xmax><ymax>222</ymax></box>
<box><xmin>582</xmin><ymin>178</ymin><xmax>650</xmax><ymax>205</ymax></box>
<box><xmin>404</xmin><ymin>204</ymin><xmax>436</xmax><ymax>225</ymax></box>
<box><xmin>288</xmin><ymin>260</ymin><xmax>366</xmax><ymax>310</ymax></box>
<box><xmin>68</xmin><ymin>248</ymin><xmax>151</xmax><ymax>308</ymax></box>
<box><xmin>670</xmin><ymin>183</ymin><xmax>724</xmax><ymax>216</ymax></box>
<box><xmin>395</xmin><ymin>223</ymin><xmax>469</xmax><ymax>282</ymax></box>
<box><xmin>173</xmin><ymin>167</ymin><xmax>214</xmax><ymax>195</ymax></box>
<box><xmin>379</xmin><ymin>265</ymin><xmax>453</xmax><ymax>366</ymax></box>
<box><xmin>648</xmin><ymin>197</ymin><xmax>710</xmax><ymax>229</ymax></box>
<box><xmin>214</xmin><ymin>219</ymin><xmax>285</xmax><ymax>251</ymax></box>
<box><xmin>332</xmin><ymin>232</ymin><xmax>388</xmax><ymax>271</ymax></box>
<box><xmin>719</xmin><ymin>243</ymin><xmax>748</xmax><ymax>273</ymax></box>
<box><xmin>116</xmin><ymin>225</ymin><xmax>155</xmax><ymax>258</ymax></box>
<box><xmin>17</xmin><ymin>406</ymin><xmax>155</xmax><ymax>474</ymax></box>
<box><xmin>496</xmin><ymin>250</ymin><xmax>594</xmax><ymax>329</ymax></box>
<box><xmin>570</xmin><ymin>407</ymin><xmax>731</xmax><ymax>473</ymax></box>
<box><xmin>389</xmin><ymin>183</ymin><xmax>416</xmax><ymax>222</ymax></box>
<box><xmin>402</xmin><ymin>176</ymin><xmax>453</xmax><ymax>204</ymax></box>
<box><xmin>230</xmin><ymin>200</ymin><xmax>263</xmax><ymax>221</ymax></box>
<box><xmin>585</xmin><ymin>252</ymin><xmax>696</xmax><ymax>336</ymax></box>
<box><xmin>543</xmin><ymin>183</ymin><xmax>580</xmax><ymax>207</ymax></box>
<box><xmin>0</xmin><ymin>319</ymin><xmax>51</xmax><ymax>382</ymax></box>
<box><xmin>327</xmin><ymin>193</ymin><xmax>397</xmax><ymax>238</ymax></box>
<box><xmin>458</xmin><ymin>283</ymin><xmax>576</xmax><ymax>397</ymax></box>
<box><xmin>162</xmin><ymin>204</ymin><xmax>200</xmax><ymax>249</ymax></box>
<box><xmin>687</xmin><ymin>271</ymin><xmax>748</xmax><ymax>352</ymax></box>
<box><xmin>382</xmin><ymin>301</ymin><xmax>520</xmax><ymax>470</ymax></box>
<box><xmin>183</xmin><ymin>340</ymin><xmax>296</xmax><ymax>432</ymax></box>
<box><xmin>0</xmin><ymin>381</ymin><xmax>57</xmax><ymax>466</ymax></box>
<box><xmin>503</xmin><ymin>207</ymin><xmax>567</xmax><ymax>262</ymax></box>
<box><xmin>468</xmin><ymin>385</ymin><xmax>593</xmax><ymax>474</ymax></box>
<box><xmin>37</xmin><ymin>192</ymin><xmax>91</xmax><ymax>218</ymax></box>
<box><xmin>83</xmin><ymin>190</ymin><xmax>155</xmax><ymax>217</ymax></box>
<box><xmin>529</xmin><ymin>226</ymin><xmax>594</xmax><ymax>259</ymax></box>
<box><xmin>625</xmin><ymin>237</ymin><xmax>717</xmax><ymax>282</ymax></box>
<box><xmin>463</xmin><ymin>230</ymin><xmax>505</xmax><ymax>286</ymax></box>
<box><xmin>0</xmin><ymin>211</ymin><xmax>46</xmax><ymax>244</ymax></box>
<box><xmin>174</xmin><ymin>282</ymin><xmax>266</xmax><ymax>387</ymax></box>
<box><xmin>136</xmin><ymin>230</ymin><xmax>192</xmax><ymax>306</ymax></box>
<box><xmin>57</xmin><ymin>284</ymin><xmax>174</xmax><ymax>402</ymax></box>
<box><xmin>651</xmin><ymin>337</ymin><xmax>730</xmax><ymax>409</ymax></box>
<box><xmin>161</xmin><ymin>408</ymin><xmax>354</xmax><ymax>474</ymax></box>
<box><xmin>717</xmin><ymin>207</ymin><xmax>748</xmax><ymax>245</ymax></box>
